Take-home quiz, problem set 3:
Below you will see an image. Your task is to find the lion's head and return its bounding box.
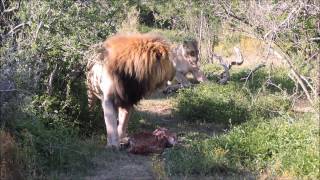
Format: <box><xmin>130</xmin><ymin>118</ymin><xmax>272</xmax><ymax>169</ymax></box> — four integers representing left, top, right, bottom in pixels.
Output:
<box><xmin>102</xmin><ymin>33</ymin><xmax>175</xmax><ymax>107</ymax></box>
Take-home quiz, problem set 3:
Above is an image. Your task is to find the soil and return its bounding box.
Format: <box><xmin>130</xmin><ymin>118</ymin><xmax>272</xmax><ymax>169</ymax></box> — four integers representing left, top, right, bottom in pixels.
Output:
<box><xmin>82</xmin><ymin>96</ymin><xmax>256</xmax><ymax>180</ymax></box>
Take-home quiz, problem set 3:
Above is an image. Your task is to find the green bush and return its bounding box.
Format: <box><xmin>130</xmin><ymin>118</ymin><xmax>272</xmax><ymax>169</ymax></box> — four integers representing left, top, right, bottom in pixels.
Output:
<box><xmin>201</xmin><ymin>63</ymin><xmax>223</xmax><ymax>82</ymax></box>
<box><xmin>174</xmin><ymin>81</ymin><xmax>292</xmax><ymax>124</ymax></box>
<box><xmin>164</xmin><ymin>115</ymin><xmax>319</xmax><ymax>178</ymax></box>
<box><xmin>175</xmin><ymin>82</ymin><xmax>250</xmax><ymax>124</ymax></box>
<box><xmin>231</xmin><ymin>68</ymin><xmax>295</xmax><ymax>94</ymax></box>
<box><xmin>1</xmin><ymin>0</ymin><xmax>128</xmax><ymax>133</ymax></box>
<box><xmin>252</xmin><ymin>93</ymin><xmax>291</xmax><ymax>118</ymax></box>
<box><xmin>14</xmin><ymin>115</ymin><xmax>100</xmax><ymax>178</ymax></box>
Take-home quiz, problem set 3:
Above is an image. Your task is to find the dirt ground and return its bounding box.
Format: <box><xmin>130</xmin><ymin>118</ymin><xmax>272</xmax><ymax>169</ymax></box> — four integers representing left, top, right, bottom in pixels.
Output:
<box><xmin>81</xmin><ymin>97</ymin><xmax>256</xmax><ymax>180</ymax></box>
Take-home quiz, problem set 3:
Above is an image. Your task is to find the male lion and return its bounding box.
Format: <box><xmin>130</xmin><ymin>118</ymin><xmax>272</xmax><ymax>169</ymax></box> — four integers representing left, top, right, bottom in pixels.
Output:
<box><xmin>86</xmin><ymin>34</ymin><xmax>175</xmax><ymax>148</ymax></box>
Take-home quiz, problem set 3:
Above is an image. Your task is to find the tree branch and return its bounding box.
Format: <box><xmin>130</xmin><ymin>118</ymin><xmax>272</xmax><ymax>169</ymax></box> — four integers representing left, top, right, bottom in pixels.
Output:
<box><xmin>241</xmin><ymin>63</ymin><xmax>266</xmax><ymax>86</ymax></box>
<box><xmin>47</xmin><ymin>64</ymin><xmax>58</xmax><ymax>96</ymax></box>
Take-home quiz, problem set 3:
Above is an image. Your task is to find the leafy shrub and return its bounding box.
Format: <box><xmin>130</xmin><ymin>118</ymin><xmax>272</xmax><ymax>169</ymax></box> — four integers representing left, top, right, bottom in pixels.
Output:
<box><xmin>175</xmin><ymin>82</ymin><xmax>250</xmax><ymax>124</ymax></box>
<box><xmin>1</xmin><ymin>0</ymin><xmax>128</xmax><ymax>134</ymax></box>
<box><xmin>164</xmin><ymin>115</ymin><xmax>319</xmax><ymax>178</ymax></box>
<box><xmin>174</xmin><ymin>80</ymin><xmax>292</xmax><ymax>124</ymax></box>
<box><xmin>201</xmin><ymin>63</ymin><xmax>223</xmax><ymax>82</ymax></box>
<box><xmin>231</xmin><ymin>68</ymin><xmax>295</xmax><ymax>94</ymax></box>
<box><xmin>0</xmin><ymin>130</ymin><xmax>23</xmax><ymax>180</ymax></box>
<box><xmin>252</xmin><ymin>93</ymin><xmax>291</xmax><ymax>118</ymax></box>
<box><xmin>13</xmin><ymin>115</ymin><xmax>100</xmax><ymax>178</ymax></box>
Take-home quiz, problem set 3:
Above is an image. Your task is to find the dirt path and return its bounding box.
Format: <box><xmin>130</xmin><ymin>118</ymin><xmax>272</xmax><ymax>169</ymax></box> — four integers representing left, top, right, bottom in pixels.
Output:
<box><xmin>83</xmin><ymin>98</ymin><xmax>174</xmax><ymax>180</ymax></box>
<box><xmin>82</xmin><ymin>96</ymin><xmax>254</xmax><ymax>180</ymax></box>
<box><xmin>85</xmin><ymin>152</ymin><xmax>155</xmax><ymax>180</ymax></box>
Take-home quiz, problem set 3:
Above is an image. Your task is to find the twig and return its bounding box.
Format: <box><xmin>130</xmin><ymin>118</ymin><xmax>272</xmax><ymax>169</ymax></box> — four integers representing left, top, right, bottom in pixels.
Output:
<box><xmin>264</xmin><ymin>3</ymin><xmax>302</xmax><ymax>39</ymax></box>
<box><xmin>288</xmin><ymin>73</ymin><xmax>300</xmax><ymax>97</ymax></box>
<box><xmin>5</xmin><ymin>22</ymin><xmax>30</xmax><ymax>37</ymax></box>
<box><xmin>0</xmin><ymin>89</ymin><xmax>17</xmax><ymax>92</ymax></box>
<box><xmin>241</xmin><ymin>64</ymin><xmax>266</xmax><ymax>86</ymax></box>
<box><xmin>1</xmin><ymin>0</ymin><xmax>21</xmax><ymax>13</ymax></box>
<box><xmin>300</xmin><ymin>75</ymin><xmax>316</xmax><ymax>96</ymax></box>
<box><xmin>0</xmin><ymin>0</ymin><xmax>4</xmax><ymax>12</ymax></box>
<box><xmin>273</xmin><ymin>41</ymin><xmax>314</xmax><ymax>105</ymax></box>
<box><xmin>198</xmin><ymin>9</ymin><xmax>203</xmax><ymax>60</ymax></box>
<box><xmin>220</xmin><ymin>1</ymin><xmax>252</xmax><ymax>26</ymax></box>
<box><xmin>34</xmin><ymin>21</ymin><xmax>43</xmax><ymax>40</ymax></box>
<box><xmin>47</xmin><ymin>64</ymin><xmax>58</xmax><ymax>96</ymax></box>
<box><xmin>212</xmin><ymin>47</ymin><xmax>244</xmax><ymax>84</ymax></box>
<box><xmin>3</xmin><ymin>7</ymin><xmax>18</xmax><ymax>13</ymax></box>
<box><xmin>265</xmin><ymin>79</ymin><xmax>284</xmax><ymax>92</ymax></box>
<box><xmin>309</xmin><ymin>37</ymin><xmax>320</xmax><ymax>41</ymax></box>
<box><xmin>0</xmin><ymin>89</ymin><xmax>32</xmax><ymax>95</ymax></box>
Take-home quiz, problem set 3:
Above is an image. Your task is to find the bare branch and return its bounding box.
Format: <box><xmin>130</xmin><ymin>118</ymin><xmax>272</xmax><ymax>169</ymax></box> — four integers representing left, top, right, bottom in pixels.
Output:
<box><xmin>0</xmin><ymin>89</ymin><xmax>32</xmax><ymax>95</ymax></box>
<box><xmin>220</xmin><ymin>1</ymin><xmax>252</xmax><ymax>27</ymax></box>
<box><xmin>241</xmin><ymin>64</ymin><xmax>266</xmax><ymax>85</ymax></box>
<box><xmin>230</xmin><ymin>47</ymin><xmax>244</xmax><ymax>67</ymax></box>
<box><xmin>272</xmin><ymin>41</ymin><xmax>315</xmax><ymax>105</ymax></box>
<box><xmin>290</xmin><ymin>69</ymin><xmax>314</xmax><ymax>105</ymax></box>
<box><xmin>5</xmin><ymin>22</ymin><xmax>30</xmax><ymax>37</ymax></box>
<box><xmin>300</xmin><ymin>75</ymin><xmax>316</xmax><ymax>97</ymax></box>
<box><xmin>34</xmin><ymin>21</ymin><xmax>43</xmax><ymax>40</ymax></box>
<box><xmin>47</xmin><ymin>64</ymin><xmax>58</xmax><ymax>96</ymax></box>
<box><xmin>266</xmin><ymin>79</ymin><xmax>284</xmax><ymax>92</ymax></box>
<box><xmin>3</xmin><ymin>7</ymin><xmax>18</xmax><ymax>13</ymax></box>
<box><xmin>309</xmin><ymin>37</ymin><xmax>320</xmax><ymax>41</ymax></box>
<box><xmin>0</xmin><ymin>89</ymin><xmax>17</xmax><ymax>92</ymax></box>
<box><xmin>264</xmin><ymin>3</ymin><xmax>302</xmax><ymax>39</ymax></box>
<box><xmin>212</xmin><ymin>47</ymin><xmax>244</xmax><ymax>84</ymax></box>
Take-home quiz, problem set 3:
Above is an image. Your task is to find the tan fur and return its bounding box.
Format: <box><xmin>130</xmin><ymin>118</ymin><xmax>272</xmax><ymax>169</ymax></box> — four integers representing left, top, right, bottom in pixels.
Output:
<box><xmin>104</xmin><ymin>34</ymin><xmax>175</xmax><ymax>93</ymax></box>
<box><xmin>170</xmin><ymin>40</ymin><xmax>207</xmax><ymax>86</ymax></box>
<box><xmin>86</xmin><ymin>33</ymin><xmax>175</xmax><ymax>148</ymax></box>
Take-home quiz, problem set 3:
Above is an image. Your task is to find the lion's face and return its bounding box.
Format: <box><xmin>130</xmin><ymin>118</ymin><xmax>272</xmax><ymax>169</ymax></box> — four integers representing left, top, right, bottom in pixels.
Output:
<box><xmin>182</xmin><ymin>40</ymin><xmax>199</xmax><ymax>68</ymax></box>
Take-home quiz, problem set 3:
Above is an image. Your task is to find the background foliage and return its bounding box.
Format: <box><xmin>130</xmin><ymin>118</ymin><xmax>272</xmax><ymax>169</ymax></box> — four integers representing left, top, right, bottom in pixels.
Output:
<box><xmin>0</xmin><ymin>0</ymin><xmax>319</xmax><ymax>179</ymax></box>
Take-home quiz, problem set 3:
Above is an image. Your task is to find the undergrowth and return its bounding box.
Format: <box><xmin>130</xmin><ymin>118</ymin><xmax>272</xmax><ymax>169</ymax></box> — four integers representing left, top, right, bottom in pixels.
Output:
<box><xmin>175</xmin><ymin>81</ymin><xmax>291</xmax><ymax>124</ymax></box>
<box><xmin>166</xmin><ymin>65</ymin><xmax>318</xmax><ymax>178</ymax></box>
<box><xmin>164</xmin><ymin>114</ymin><xmax>319</xmax><ymax>178</ymax></box>
<box><xmin>8</xmin><ymin>114</ymin><xmax>103</xmax><ymax>179</ymax></box>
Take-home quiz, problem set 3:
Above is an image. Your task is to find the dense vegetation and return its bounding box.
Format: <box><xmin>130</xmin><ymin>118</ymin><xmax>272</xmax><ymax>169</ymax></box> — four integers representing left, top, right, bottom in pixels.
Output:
<box><xmin>165</xmin><ymin>68</ymin><xmax>318</xmax><ymax>178</ymax></box>
<box><xmin>1</xmin><ymin>0</ymin><xmax>319</xmax><ymax>179</ymax></box>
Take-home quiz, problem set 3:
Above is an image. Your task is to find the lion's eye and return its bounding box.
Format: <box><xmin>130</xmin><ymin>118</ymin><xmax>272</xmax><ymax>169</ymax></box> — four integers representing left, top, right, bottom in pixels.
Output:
<box><xmin>189</xmin><ymin>52</ymin><xmax>195</xmax><ymax>57</ymax></box>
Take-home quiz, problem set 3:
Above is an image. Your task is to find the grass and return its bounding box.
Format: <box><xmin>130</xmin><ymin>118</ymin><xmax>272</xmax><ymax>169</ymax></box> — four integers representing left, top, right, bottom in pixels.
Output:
<box><xmin>7</xmin><ymin>115</ymin><xmax>106</xmax><ymax>179</ymax></box>
<box><xmin>175</xmin><ymin>82</ymin><xmax>250</xmax><ymax>124</ymax></box>
<box><xmin>164</xmin><ymin>66</ymin><xmax>318</xmax><ymax>178</ymax></box>
<box><xmin>174</xmin><ymin>81</ymin><xmax>291</xmax><ymax>125</ymax></box>
<box><xmin>231</xmin><ymin>68</ymin><xmax>295</xmax><ymax>94</ymax></box>
<box><xmin>164</xmin><ymin>114</ymin><xmax>319</xmax><ymax>178</ymax></box>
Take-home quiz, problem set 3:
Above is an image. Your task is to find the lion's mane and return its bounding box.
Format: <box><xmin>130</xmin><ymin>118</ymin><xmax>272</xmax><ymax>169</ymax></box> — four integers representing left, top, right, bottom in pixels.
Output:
<box><xmin>102</xmin><ymin>33</ymin><xmax>175</xmax><ymax>107</ymax></box>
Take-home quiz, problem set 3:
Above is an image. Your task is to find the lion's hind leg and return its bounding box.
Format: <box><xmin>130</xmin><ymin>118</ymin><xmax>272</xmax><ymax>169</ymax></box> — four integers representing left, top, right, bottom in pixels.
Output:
<box><xmin>87</xmin><ymin>88</ymin><xmax>98</xmax><ymax>111</ymax></box>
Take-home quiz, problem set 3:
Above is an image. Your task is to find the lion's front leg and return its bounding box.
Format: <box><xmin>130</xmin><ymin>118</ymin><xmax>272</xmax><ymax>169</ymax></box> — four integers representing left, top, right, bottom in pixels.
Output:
<box><xmin>102</xmin><ymin>98</ymin><xmax>119</xmax><ymax>148</ymax></box>
<box><xmin>192</xmin><ymin>68</ymin><xmax>208</xmax><ymax>83</ymax></box>
<box><xmin>175</xmin><ymin>72</ymin><xmax>192</xmax><ymax>87</ymax></box>
<box><xmin>118</xmin><ymin>106</ymin><xmax>132</xmax><ymax>144</ymax></box>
